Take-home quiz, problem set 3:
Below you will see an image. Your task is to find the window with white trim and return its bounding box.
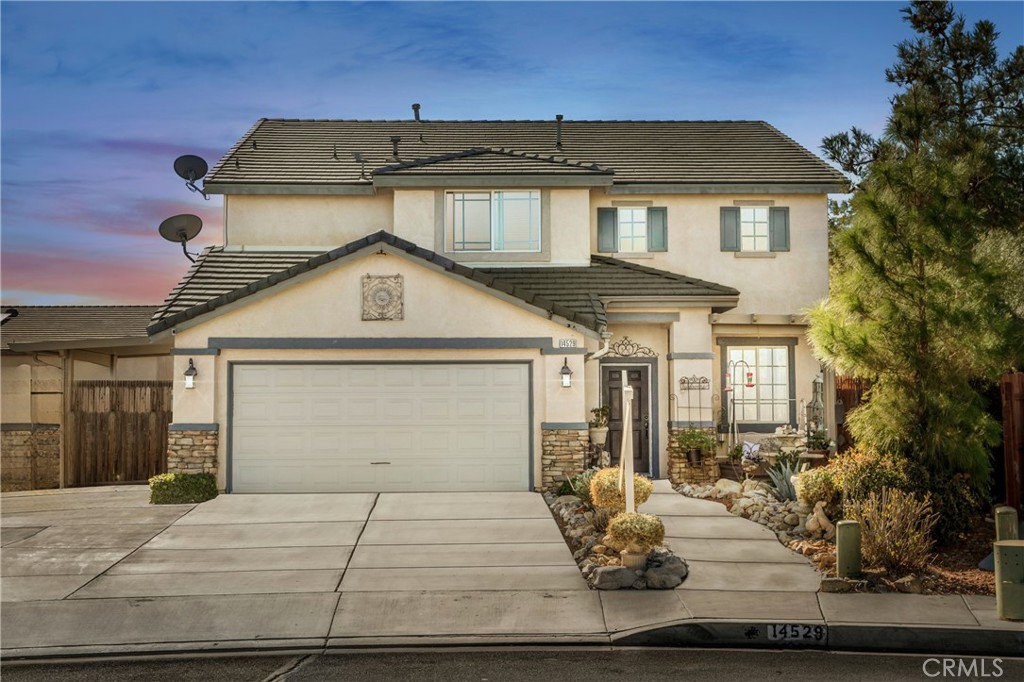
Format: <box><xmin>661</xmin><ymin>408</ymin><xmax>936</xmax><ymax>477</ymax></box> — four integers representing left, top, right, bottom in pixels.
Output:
<box><xmin>616</xmin><ymin>207</ymin><xmax>647</xmax><ymax>252</ymax></box>
<box><xmin>727</xmin><ymin>346</ymin><xmax>790</xmax><ymax>423</ymax></box>
<box><xmin>446</xmin><ymin>190</ymin><xmax>541</xmax><ymax>252</ymax></box>
<box><xmin>740</xmin><ymin>207</ymin><xmax>770</xmax><ymax>252</ymax></box>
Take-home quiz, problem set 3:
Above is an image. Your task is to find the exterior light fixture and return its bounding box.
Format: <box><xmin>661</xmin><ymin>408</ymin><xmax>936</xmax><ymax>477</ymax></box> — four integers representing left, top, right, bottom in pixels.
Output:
<box><xmin>183</xmin><ymin>359</ymin><xmax>198</xmax><ymax>389</ymax></box>
<box><xmin>560</xmin><ymin>358</ymin><xmax>573</xmax><ymax>388</ymax></box>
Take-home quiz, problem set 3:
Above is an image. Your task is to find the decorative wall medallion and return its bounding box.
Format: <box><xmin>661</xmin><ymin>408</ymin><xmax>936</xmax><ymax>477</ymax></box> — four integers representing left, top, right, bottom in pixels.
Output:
<box><xmin>362</xmin><ymin>274</ymin><xmax>404</xmax><ymax>321</ymax></box>
<box><xmin>608</xmin><ymin>335</ymin><xmax>657</xmax><ymax>357</ymax></box>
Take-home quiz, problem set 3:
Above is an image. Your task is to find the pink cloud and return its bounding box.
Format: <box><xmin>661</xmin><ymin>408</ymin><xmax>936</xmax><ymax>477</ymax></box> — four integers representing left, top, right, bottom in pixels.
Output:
<box><xmin>1</xmin><ymin>250</ymin><xmax>189</xmax><ymax>304</ymax></box>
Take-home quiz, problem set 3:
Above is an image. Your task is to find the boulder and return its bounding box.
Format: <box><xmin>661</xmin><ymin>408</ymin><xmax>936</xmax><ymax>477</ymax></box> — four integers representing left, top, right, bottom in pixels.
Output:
<box><xmin>894</xmin><ymin>575</ymin><xmax>924</xmax><ymax>594</ymax></box>
<box><xmin>783</xmin><ymin>513</ymin><xmax>800</xmax><ymax>526</ymax></box>
<box><xmin>592</xmin><ymin>566</ymin><xmax>642</xmax><ymax>590</ymax></box>
<box><xmin>805</xmin><ymin>501</ymin><xmax>835</xmax><ymax>535</ymax></box>
<box><xmin>819</xmin><ymin>577</ymin><xmax>855</xmax><ymax>593</ymax></box>
<box><xmin>555</xmin><ymin>495</ymin><xmax>582</xmax><ymax>508</ymax></box>
<box><xmin>713</xmin><ymin>478</ymin><xmax>743</xmax><ymax>495</ymax></box>
<box><xmin>644</xmin><ymin>569</ymin><xmax>684</xmax><ymax>589</ymax></box>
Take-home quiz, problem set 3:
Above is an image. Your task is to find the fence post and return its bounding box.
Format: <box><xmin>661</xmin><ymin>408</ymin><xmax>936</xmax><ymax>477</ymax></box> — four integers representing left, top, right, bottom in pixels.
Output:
<box><xmin>996</xmin><ymin>506</ymin><xmax>1020</xmax><ymax>542</ymax></box>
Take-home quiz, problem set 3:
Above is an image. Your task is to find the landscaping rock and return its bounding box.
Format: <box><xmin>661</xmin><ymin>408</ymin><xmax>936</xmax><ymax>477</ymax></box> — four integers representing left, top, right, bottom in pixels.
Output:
<box><xmin>713</xmin><ymin>478</ymin><xmax>742</xmax><ymax>495</ymax></box>
<box><xmin>895</xmin><ymin>574</ymin><xmax>924</xmax><ymax>594</ymax></box>
<box><xmin>592</xmin><ymin>566</ymin><xmax>640</xmax><ymax>590</ymax></box>
<box><xmin>820</xmin><ymin>577</ymin><xmax>857</xmax><ymax>593</ymax></box>
<box><xmin>555</xmin><ymin>495</ymin><xmax>583</xmax><ymax>508</ymax></box>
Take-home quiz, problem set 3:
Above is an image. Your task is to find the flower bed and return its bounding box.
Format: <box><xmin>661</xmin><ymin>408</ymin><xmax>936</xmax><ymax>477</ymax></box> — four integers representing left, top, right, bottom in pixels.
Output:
<box><xmin>544</xmin><ymin>491</ymin><xmax>689</xmax><ymax>590</ymax></box>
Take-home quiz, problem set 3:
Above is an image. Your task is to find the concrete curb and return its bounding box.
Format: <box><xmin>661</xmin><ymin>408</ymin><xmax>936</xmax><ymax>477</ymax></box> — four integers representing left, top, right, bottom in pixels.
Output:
<box><xmin>612</xmin><ymin>619</ymin><xmax>1024</xmax><ymax>657</ymax></box>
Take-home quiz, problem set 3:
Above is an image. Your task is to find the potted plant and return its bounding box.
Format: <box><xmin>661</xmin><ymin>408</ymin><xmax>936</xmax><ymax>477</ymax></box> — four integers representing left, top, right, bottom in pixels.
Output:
<box><xmin>606</xmin><ymin>512</ymin><xmax>665</xmax><ymax>570</ymax></box>
<box><xmin>588</xmin><ymin>406</ymin><xmax>610</xmax><ymax>447</ymax></box>
<box><xmin>675</xmin><ymin>427</ymin><xmax>716</xmax><ymax>467</ymax></box>
<box><xmin>719</xmin><ymin>443</ymin><xmax>745</xmax><ymax>480</ymax></box>
<box><xmin>806</xmin><ymin>429</ymin><xmax>832</xmax><ymax>454</ymax></box>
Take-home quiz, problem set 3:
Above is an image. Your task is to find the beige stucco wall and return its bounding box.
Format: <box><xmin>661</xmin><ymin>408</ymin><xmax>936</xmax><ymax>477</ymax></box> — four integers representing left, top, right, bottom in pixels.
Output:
<box><xmin>392</xmin><ymin>190</ymin><xmax>435</xmax><ymax>248</ymax></box>
<box><xmin>115</xmin><ymin>355</ymin><xmax>173</xmax><ymax>381</ymax></box>
<box><xmin>225</xmin><ymin>194</ymin><xmax>393</xmax><ymax>247</ymax></box>
<box><xmin>171</xmin><ymin>249</ymin><xmax>593</xmax><ymax>490</ymax></box>
<box><xmin>1</xmin><ymin>355</ymin><xmax>62</xmax><ymax>424</ymax></box>
<box><xmin>591</xmin><ymin>193</ymin><xmax>829</xmax><ymax>315</ymax></box>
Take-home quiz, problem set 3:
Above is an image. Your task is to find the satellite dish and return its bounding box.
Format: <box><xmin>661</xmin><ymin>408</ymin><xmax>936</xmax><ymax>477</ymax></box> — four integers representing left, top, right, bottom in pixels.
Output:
<box><xmin>173</xmin><ymin>154</ymin><xmax>210</xmax><ymax>200</ymax></box>
<box><xmin>158</xmin><ymin>214</ymin><xmax>203</xmax><ymax>263</ymax></box>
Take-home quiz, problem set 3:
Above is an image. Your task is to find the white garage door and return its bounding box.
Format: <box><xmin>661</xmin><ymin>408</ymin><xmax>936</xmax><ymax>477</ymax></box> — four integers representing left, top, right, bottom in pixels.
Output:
<box><xmin>231</xmin><ymin>363</ymin><xmax>531</xmax><ymax>492</ymax></box>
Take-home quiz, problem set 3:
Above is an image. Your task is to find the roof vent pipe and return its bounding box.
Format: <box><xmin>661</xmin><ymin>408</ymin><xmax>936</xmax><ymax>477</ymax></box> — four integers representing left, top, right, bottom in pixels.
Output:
<box><xmin>555</xmin><ymin>114</ymin><xmax>564</xmax><ymax>151</ymax></box>
<box><xmin>412</xmin><ymin>103</ymin><xmax>421</xmax><ymax>122</ymax></box>
<box><xmin>390</xmin><ymin>136</ymin><xmax>401</xmax><ymax>161</ymax></box>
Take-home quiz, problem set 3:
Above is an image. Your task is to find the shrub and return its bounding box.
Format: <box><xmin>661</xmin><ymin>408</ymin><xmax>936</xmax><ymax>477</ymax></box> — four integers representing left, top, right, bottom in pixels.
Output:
<box><xmin>149</xmin><ymin>472</ymin><xmax>218</xmax><ymax>505</ymax></box>
<box><xmin>830</xmin><ymin>446</ymin><xmax>915</xmax><ymax>509</ymax></box>
<box><xmin>796</xmin><ymin>467</ymin><xmax>840</xmax><ymax>517</ymax></box>
<box><xmin>566</xmin><ymin>468</ymin><xmax>598</xmax><ymax>507</ymax></box>
<box><xmin>606</xmin><ymin>512</ymin><xmax>665</xmax><ymax>554</ymax></box>
<box><xmin>846</xmin><ymin>488</ymin><xmax>938</xmax><ymax>573</ymax></box>
<box><xmin>589</xmin><ymin>467</ymin><xmax>653</xmax><ymax>511</ymax></box>
<box><xmin>915</xmin><ymin>471</ymin><xmax>983</xmax><ymax>545</ymax></box>
<box><xmin>588</xmin><ymin>406</ymin><xmax>610</xmax><ymax>428</ymax></box>
<box><xmin>674</xmin><ymin>428</ymin><xmax>716</xmax><ymax>453</ymax></box>
<box><xmin>767</xmin><ymin>461</ymin><xmax>800</xmax><ymax>501</ymax></box>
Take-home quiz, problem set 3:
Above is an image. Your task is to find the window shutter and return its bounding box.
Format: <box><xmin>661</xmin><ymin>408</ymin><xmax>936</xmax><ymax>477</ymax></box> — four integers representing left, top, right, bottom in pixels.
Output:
<box><xmin>597</xmin><ymin>208</ymin><xmax>618</xmax><ymax>252</ymax></box>
<box><xmin>647</xmin><ymin>207</ymin><xmax>668</xmax><ymax>252</ymax></box>
<box><xmin>769</xmin><ymin>207</ymin><xmax>790</xmax><ymax>251</ymax></box>
<box><xmin>720</xmin><ymin>207</ymin><xmax>740</xmax><ymax>252</ymax></box>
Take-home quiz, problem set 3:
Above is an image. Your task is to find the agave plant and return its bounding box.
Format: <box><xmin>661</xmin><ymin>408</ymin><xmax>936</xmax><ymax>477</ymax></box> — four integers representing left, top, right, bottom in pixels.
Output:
<box><xmin>767</xmin><ymin>461</ymin><xmax>800</xmax><ymax>501</ymax></box>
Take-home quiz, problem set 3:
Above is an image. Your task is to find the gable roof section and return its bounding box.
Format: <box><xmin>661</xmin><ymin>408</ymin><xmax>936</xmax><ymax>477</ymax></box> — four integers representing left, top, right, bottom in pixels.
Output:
<box><xmin>373</xmin><ymin>148</ymin><xmax>612</xmax><ymax>175</ymax></box>
<box><xmin>1</xmin><ymin>305</ymin><xmax>160</xmax><ymax>351</ymax></box>
<box><xmin>204</xmin><ymin>119</ymin><xmax>848</xmax><ymax>191</ymax></box>
<box><xmin>148</xmin><ymin>232</ymin><xmax>738</xmax><ymax>337</ymax></box>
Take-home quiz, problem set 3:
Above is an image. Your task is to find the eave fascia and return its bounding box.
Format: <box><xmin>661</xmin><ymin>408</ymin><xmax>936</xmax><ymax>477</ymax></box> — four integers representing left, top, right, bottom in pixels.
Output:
<box><xmin>606</xmin><ymin>182</ymin><xmax>849</xmax><ymax>195</ymax></box>
<box><xmin>372</xmin><ymin>174</ymin><xmax>613</xmax><ymax>188</ymax></box>
<box><xmin>203</xmin><ymin>183</ymin><xmax>377</xmax><ymax>196</ymax></box>
<box><xmin>603</xmin><ymin>295</ymin><xmax>739</xmax><ymax>313</ymax></box>
<box><xmin>6</xmin><ymin>336</ymin><xmax>168</xmax><ymax>352</ymax></box>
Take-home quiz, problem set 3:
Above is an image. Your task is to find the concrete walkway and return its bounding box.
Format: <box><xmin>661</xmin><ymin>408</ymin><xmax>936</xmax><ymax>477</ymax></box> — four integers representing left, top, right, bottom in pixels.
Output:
<box><xmin>1</xmin><ymin>483</ymin><xmax>1021</xmax><ymax>658</ymax></box>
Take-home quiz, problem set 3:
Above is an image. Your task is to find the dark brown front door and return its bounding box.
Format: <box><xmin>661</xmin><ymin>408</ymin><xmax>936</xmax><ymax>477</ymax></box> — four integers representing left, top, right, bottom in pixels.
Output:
<box><xmin>602</xmin><ymin>365</ymin><xmax>651</xmax><ymax>474</ymax></box>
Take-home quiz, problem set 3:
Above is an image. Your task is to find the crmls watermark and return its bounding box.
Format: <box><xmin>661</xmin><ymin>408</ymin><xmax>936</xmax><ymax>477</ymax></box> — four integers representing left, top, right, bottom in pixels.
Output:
<box><xmin>922</xmin><ymin>658</ymin><xmax>1004</xmax><ymax>678</ymax></box>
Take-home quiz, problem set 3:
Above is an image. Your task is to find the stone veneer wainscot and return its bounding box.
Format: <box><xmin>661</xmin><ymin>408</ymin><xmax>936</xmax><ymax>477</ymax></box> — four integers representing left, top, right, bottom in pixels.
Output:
<box><xmin>541</xmin><ymin>428</ymin><xmax>589</xmax><ymax>491</ymax></box>
<box><xmin>0</xmin><ymin>424</ymin><xmax>61</xmax><ymax>492</ymax></box>
<box><xmin>166</xmin><ymin>429</ymin><xmax>219</xmax><ymax>477</ymax></box>
<box><xmin>667</xmin><ymin>428</ymin><xmax>720</xmax><ymax>486</ymax></box>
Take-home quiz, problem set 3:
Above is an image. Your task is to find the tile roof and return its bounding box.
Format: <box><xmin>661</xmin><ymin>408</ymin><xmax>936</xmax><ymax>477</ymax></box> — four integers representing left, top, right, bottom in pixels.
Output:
<box><xmin>373</xmin><ymin>148</ymin><xmax>612</xmax><ymax>175</ymax></box>
<box><xmin>204</xmin><ymin>119</ymin><xmax>848</xmax><ymax>188</ymax></box>
<box><xmin>148</xmin><ymin>232</ymin><xmax>738</xmax><ymax>336</ymax></box>
<box><xmin>0</xmin><ymin>306</ymin><xmax>160</xmax><ymax>351</ymax></box>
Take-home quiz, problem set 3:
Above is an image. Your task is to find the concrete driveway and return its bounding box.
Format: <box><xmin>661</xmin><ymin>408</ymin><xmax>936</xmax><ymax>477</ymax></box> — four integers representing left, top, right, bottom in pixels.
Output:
<box><xmin>1</xmin><ymin>485</ymin><xmax>603</xmax><ymax>654</ymax></box>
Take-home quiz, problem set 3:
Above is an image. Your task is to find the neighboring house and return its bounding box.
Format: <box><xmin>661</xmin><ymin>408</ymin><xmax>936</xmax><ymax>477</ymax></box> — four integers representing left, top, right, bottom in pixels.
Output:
<box><xmin>149</xmin><ymin>117</ymin><xmax>847</xmax><ymax>493</ymax></box>
<box><xmin>1</xmin><ymin>306</ymin><xmax>172</xmax><ymax>491</ymax></box>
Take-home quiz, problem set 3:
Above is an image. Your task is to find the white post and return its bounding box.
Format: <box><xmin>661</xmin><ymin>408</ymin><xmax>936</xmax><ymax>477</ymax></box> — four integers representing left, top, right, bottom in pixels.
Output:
<box><xmin>620</xmin><ymin>371</ymin><xmax>635</xmax><ymax>514</ymax></box>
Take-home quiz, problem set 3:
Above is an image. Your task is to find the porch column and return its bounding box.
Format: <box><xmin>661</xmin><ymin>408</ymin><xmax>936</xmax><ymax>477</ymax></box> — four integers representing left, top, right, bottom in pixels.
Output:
<box><xmin>667</xmin><ymin>312</ymin><xmax>719</xmax><ymax>485</ymax></box>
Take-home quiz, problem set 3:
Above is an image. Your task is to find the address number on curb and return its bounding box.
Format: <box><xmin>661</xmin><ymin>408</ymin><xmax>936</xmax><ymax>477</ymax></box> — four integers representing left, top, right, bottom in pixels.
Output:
<box><xmin>767</xmin><ymin>624</ymin><xmax>827</xmax><ymax>642</ymax></box>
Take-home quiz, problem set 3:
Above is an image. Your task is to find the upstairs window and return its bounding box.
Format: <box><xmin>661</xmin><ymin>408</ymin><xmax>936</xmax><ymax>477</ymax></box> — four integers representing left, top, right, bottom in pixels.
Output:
<box><xmin>597</xmin><ymin>206</ymin><xmax>668</xmax><ymax>253</ymax></box>
<box><xmin>720</xmin><ymin>206</ymin><xmax>790</xmax><ymax>252</ymax></box>
<box><xmin>446</xmin><ymin>190</ymin><xmax>541</xmax><ymax>252</ymax></box>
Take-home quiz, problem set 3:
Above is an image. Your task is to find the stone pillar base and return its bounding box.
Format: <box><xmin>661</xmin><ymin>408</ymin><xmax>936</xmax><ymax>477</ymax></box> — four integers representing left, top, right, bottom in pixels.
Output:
<box><xmin>541</xmin><ymin>429</ymin><xmax>589</xmax><ymax>491</ymax></box>
<box><xmin>0</xmin><ymin>424</ymin><xmax>61</xmax><ymax>492</ymax></box>
<box><xmin>667</xmin><ymin>428</ymin><xmax>721</xmax><ymax>486</ymax></box>
<box><xmin>167</xmin><ymin>430</ymin><xmax>219</xmax><ymax>477</ymax></box>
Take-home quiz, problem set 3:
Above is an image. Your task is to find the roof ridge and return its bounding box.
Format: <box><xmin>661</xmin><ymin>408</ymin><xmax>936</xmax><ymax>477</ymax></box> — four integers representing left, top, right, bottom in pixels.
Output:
<box><xmin>259</xmin><ymin>118</ymin><xmax>769</xmax><ymax>123</ymax></box>
<box><xmin>0</xmin><ymin>304</ymin><xmax>162</xmax><ymax>309</ymax></box>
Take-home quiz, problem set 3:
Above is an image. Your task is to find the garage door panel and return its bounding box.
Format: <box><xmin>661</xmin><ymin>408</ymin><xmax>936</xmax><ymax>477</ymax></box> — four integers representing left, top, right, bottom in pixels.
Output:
<box><xmin>232</xmin><ymin>363</ymin><xmax>530</xmax><ymax>492</ymax></box>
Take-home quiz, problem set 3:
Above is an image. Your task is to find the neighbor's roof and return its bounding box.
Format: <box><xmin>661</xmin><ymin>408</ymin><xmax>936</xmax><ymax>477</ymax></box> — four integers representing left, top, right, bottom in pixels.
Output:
<box><xmin>0</xmin><ymin>305</ymin><xmax>160</xmax><ymax>351</ymax></box>
<box><xmin>148</xmin><ymin>231</ymin><xmax>738</xmax><ymax>336</ymax></box>
<box><xmin>204</xmin><ymin>119</ymin><xmax>848</xmax><ymax>189</ymax></box>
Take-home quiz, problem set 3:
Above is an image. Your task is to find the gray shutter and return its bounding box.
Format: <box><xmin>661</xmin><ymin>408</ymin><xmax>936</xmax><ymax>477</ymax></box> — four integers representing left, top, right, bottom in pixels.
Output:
<box><xmin>647</xmin><ymin>207</ymin><xmax>668</xmax><ymax>252</ymax></box>
<box><xmin>720</xmin><ymin>207</ymin><xmax>740</xmax><ymax>252</ymax></box>
<box><xmin>769</xmin><ymin>207</ymin><xmax>790</xmax><ymax>251</ymax></box>
<box><xmin>597</xmin><ymin>208</ymin><xmax>618</xmax><ymax>252</ymax></box>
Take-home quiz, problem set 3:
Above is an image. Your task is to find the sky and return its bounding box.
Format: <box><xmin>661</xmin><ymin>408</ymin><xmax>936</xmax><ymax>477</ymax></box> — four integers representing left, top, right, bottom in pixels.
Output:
<box><xmin>2</xmin><ymin>1</ymin><xmax>1022</xmax><ymax>306</ymax></box>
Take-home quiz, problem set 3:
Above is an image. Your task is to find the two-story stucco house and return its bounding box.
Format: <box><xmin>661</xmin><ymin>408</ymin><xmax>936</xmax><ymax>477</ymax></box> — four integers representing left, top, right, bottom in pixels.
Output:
<box><xmin>148</xmin><ymin>116</ymin><xmax>847</xmax><ymax>493</ymax></box>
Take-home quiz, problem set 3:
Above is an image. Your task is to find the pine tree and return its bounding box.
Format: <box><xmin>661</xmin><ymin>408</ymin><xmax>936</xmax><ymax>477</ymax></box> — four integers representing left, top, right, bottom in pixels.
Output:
<box><xmin>809</xmin><ymin>1</ymin><xmax>1024</xmax><ymax>493</ymax></box>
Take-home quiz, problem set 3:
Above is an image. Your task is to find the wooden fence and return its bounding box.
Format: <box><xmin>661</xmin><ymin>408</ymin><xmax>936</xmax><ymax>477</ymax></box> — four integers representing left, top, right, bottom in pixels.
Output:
<box><xmin>66</xmin><ymin>380</ymin><xmax>171</xmax><ymax>487</ymax></box>
<box><xmin>835</xmin><ymin>375</ymin><xmax>869</xmax><ymax>453</ymax></box>
<box><xmin>1002</xmin><ymin>372</ymin><xmax>1024</xmax><ymax>511</ymax></box>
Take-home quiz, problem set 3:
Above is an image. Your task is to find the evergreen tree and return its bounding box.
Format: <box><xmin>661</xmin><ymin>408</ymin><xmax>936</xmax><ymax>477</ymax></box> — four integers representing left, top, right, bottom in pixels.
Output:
<box><xmin>809</xmin><ymin>1</ymin><xmax>1024</xmax><ymax>495</ymax></box>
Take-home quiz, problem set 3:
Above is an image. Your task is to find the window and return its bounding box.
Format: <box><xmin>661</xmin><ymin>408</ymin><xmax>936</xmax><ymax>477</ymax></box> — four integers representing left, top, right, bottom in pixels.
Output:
<box><xmin>446</xmin><ymin>190</ymin><xmax>540</xmax><ymax>252</ymax></box>
<box><xmin>740</xmin><ymin>207</ymin><xmax>769</xmax><ymax>252</ymax></box>
<box><xmin>726</xmin><ymin>345</ymin><xmax>791</xmax><ymax>424</ymax></box>
<box><xmin>617</xmin><ymin>207</ymin><xmax>647</xmax><ymax>252</ymax></box>
<box><xmin>720</xmin><ymin>206</ymin><xmax>789</xmax><ymax>252</ymax></box>
<box><xmin>597</xmin><ymin>206</ymin><xmax>667</xmax><ymax>253</ymax></box>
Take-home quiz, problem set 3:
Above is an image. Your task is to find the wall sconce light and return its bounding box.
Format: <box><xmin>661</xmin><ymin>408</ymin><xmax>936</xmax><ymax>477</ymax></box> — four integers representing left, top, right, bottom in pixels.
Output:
<box><xmin>183</xmin><ymin>358</ymin><xmax>198</xmax><ymax>389</ymax></box>
<box><xmin>560</xmin><ymin>358</ymin><xmax>573</xmax><ymax>388</ymax></box>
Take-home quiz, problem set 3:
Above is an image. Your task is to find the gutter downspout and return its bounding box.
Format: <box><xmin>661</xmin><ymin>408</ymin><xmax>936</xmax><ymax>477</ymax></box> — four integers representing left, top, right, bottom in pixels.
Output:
<box><xmin>586</xmin><ymin>330</ymin><xmax>613</xmax><ymax>361</ymax></box>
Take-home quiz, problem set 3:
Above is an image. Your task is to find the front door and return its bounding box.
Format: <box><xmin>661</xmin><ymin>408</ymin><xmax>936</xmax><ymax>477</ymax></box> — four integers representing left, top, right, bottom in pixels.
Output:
<box><xmin>602</xmin><ymin>365</ymin><xmax>651</xmax><ymax>474</ymax></box>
